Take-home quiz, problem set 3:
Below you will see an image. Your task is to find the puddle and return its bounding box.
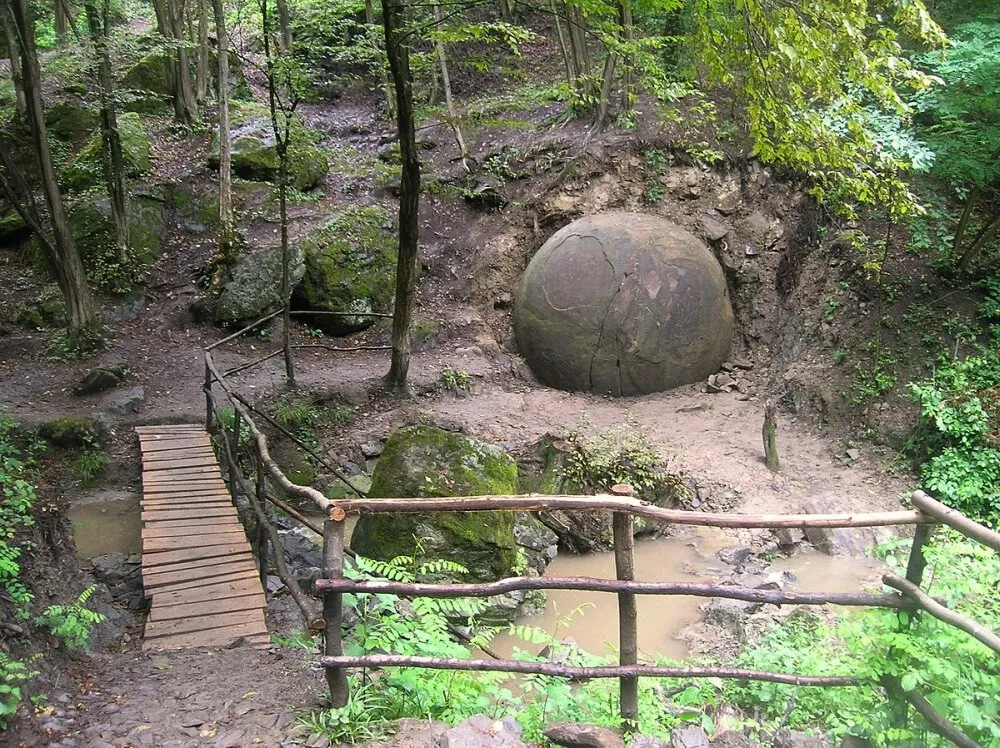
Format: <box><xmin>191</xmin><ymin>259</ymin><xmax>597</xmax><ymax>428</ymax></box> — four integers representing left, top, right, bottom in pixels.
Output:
<box><xmin>68</xmin><ymin>493</ymin><xmax>142</xmax><ymax>558</ymax></box>
<box><xmin>492</xmin><ymin>527</ymin><xmax>886</xmax><ymax>661</ymax></box>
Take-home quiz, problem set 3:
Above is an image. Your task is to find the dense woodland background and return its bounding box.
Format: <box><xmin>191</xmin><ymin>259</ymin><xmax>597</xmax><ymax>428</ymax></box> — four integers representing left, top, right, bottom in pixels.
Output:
<box><xmin>1</xmin><ymin>0</ymin><xmax>1000</xmax><ymax>744</ymax></box>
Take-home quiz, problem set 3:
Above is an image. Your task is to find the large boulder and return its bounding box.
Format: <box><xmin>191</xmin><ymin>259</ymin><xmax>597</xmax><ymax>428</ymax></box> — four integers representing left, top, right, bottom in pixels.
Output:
<box><xmin>62</xmin><ymin>112</ymin><xmax>151</xmax><ymax>190</ymax></box>
<box><xmin>351</xmin><ymin>425</ymin><xmax>520</xmax><ymax>582</ymax></box>
<box><xmin>44</xmin><ymin>100</ymin><xmax>99</xmax><ymax>142</ymax></box>
<box><xmin>215</xmin><ymin>245</ymin><xmax>306</xmax><ymax>327</ymax></box>
<box><xmin>291</xmin><ymin>206</ymin><xmax>397</xmax><ymax>335</ymax></box>
<box><xmin>514</xmin><ymin>213</ymin><xmax>734</xmax><ymax>396</ymax></box>
<box><xmin>209</xmin><ymin>105</ymin><xmax>329</xmax><ymax>191</ymax></box>
<box><xmin>351</xmin><ymin>426</ymin><xmax>550</xmax><ymax>622</ymax></box>
<box><xmin>120</xmin><ymin>51</ymin><xmax>172</xmax><ymax>113</ymax></box>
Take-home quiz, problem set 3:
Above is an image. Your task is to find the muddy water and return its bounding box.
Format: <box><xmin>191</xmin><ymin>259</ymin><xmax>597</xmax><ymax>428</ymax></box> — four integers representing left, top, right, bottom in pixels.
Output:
<box><xmin>67</xmin><ymin>496</ymin><xmax>885</xmax><ymax>660</ymax></box>
<box><xmin>67</xmin><ymin>494</ymin><xmax>142</xmax><ymax>558</ymax></box>
<box><xmin>491</xmin><ymin>527</ymin><xmax>885</xmax><ymax>661</ymax></box>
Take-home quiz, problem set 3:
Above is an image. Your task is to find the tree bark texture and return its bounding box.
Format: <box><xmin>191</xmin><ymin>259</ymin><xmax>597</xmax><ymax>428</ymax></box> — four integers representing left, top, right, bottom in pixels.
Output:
<box><xmin>0</xmin><ymin>7</ymin><xmax>25</xmax><ymax>114</ymax></box>
<box><xmin>432</xmin><ymin>2</ymin><xmax>469</xmax><ymax>171</ymax></box>
<box><xmin>382</xmin><ymin>0</ymin><xmax>420</xmax><ymax>390</ymax></box>
<box><xmin>154</xmin><ymin>0</ymin><xmax>197</xmax><ymax>123</ymax></box>
<box><xmin>195</xmin><ymin>0</ymin><xmax>208</xmax><ymax>103</ymax></box>
<box><xmin>6</xmin><ymin>0</ymin><xmax>96</xmax><ymax>332</ymax></box>
<box><xmin>275</xmin><ymin>0</ymin><xmax>292</xmax><ymax>52</ymax></box>
<box><xmin>84</xmin><ymin>0</ymin><xmax>131</xmax><ymax>266</ymax></box>
<box><xmin>210</xmin><ymin>0</ymin><xmax>238</xmax><ymax>284</ymax></box>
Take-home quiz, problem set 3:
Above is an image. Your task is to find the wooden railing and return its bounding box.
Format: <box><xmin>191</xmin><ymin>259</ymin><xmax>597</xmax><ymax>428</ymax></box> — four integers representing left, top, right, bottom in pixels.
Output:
<box><xmin>201</xmin><ymin>315</ymin><xmax>1000</xmax><ymax>747</ymax></box>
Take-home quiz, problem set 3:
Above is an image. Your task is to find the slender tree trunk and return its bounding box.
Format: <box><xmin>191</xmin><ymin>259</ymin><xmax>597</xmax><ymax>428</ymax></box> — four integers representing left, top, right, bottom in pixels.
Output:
<box><xmin>382</xmin><ymin>0</ymin><xmax>420</xmax><ymax>390</ymax></box>
<box><xmin>0</xmin><ymin>8</ymin><xmax>25</xmax><ymax>115</ymax></box>
<box><xmin>497</xmin><ymin>0</ymin><xmax>512</xmax><ymax>22</ymax></box>
<box><xmin>195</xmin><ymin>0</ymin><xmax>208</xmax><ymax>103</ymax></box>
<box><xmin>275</xmin><ymin>0</ymin><xmax>292</xmax><ymax>52</ymax></box>
<box><xmin>7</xmin><ymin>0</ymin><xmax>97</xmax><ymax>333</ymax></box>
<box><xmin>618</xmin><ymin>0</ymin><xmax>633</xmax><ymax>116</ymax></box>
<box><xmin>210</xmin><ymin>0</ymin><xmax>238</xmax><ymax>284</ymax></box>
<box><xmin>263</xmin><ymin>0</ymin><xmax>294</xmax><ymax>384</ymax></box>
<box><xmin>551</xmin><ymin>0</ymin><xmax>576</xmax><ymax>93</ymax></box>
<box><xmin>54</xmin><ymin>0</ymin><xmax>69</xmax><ymax>46</ymax></box>
<box><xmin>957</xmin><ymin>211</ymin><xmax>1000</xmax><ymax>273</ymax></box>
<box><xmin>432</xmin><ymin>2</ymin><xmax>469</xmax><ymax>172</ymax></box>
<box><xmin>84</xmin><ymin>0</ymin><xmax>130</xmax><ymax>266</ymax></box>
<box><xmin>952</xmin><ymin>186</ymin><xmax>979</xmax><ymax>258</ymax></box>
<box><xmin>155</xmin><ymin>0</ymin><xmax>197</xmax><ymax>123</ymax></box>
<box><xmin>365</xmin><ymin>0</ymin><xmax>395</xmax><ymax>119</ymax></box>
<box><xmin>594</xmin><ymin>43</ymin><xmax>617</xmax><ymax>130</ymax></box>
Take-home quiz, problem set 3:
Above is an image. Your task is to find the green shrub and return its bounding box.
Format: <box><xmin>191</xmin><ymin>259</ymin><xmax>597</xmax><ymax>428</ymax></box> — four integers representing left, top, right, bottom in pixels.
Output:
<box><xmin>34</xmin><ymin>586</ymin><xmax>105</xmax><ymax>650</ymax></box>
<box><xmin>725</xmin><ymin>533</ymin><xmax>1000</xmax><ymax>746</ymax></box>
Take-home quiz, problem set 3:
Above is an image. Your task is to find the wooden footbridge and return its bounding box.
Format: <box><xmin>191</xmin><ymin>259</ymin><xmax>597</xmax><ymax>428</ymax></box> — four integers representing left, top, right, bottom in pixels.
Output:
<box><xmin>136</xmin><ymin>424</ymin><xmax>268</xmax><ymax>650</ymax></box>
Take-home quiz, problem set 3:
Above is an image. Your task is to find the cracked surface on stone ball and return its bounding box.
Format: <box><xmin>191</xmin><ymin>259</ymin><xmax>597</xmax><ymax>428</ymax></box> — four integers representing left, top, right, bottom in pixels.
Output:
<box><xmin>514</xmin><ymin>212</ymin><xmax>734</xmax><ymax>396</ymax></box>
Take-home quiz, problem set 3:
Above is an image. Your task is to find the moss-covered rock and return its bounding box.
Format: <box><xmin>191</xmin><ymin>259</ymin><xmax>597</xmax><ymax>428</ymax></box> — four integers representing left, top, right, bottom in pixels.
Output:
<box><xmin>15</xmin><ymin>286</ymin><xmax>66</xmax><ymax>330</ymax></box>
<box><xmin>0</xmin><ymin>206</ymin><xmax>28</xmax><ymax>246</ymax></box>
<box><xmin>215</xmin><ymin>245</ymin><xmax>306</xmax><ymax>326</ymax></box>
<box><xmin>60</xmin><ymin>190</ymin><xmax>166</xmax><ymax>295</ymax></box>
<box><xmin>208</xmin><ymin>48</ymin><xmax>253</xmax><ymax>101</ymax></box>
<box><xmin>121</xmin><ymin>52</ymin><xmax>171</xmax><ymax>113</ymax></box>
<box><xmin>291</xmin><ymin>206</ymin><xmax>396</xmax><ymax>335</ymax></box>
<box><xmin>38</xmin><ymin>415</ymin><xmax>101</xmax><ymax>448</ymax></box>
<box><xmin>62</xmin><ymin>113</ymin><xmax>152</xmax><ymax>190</ymax></box>
<box><xmin>351</xmin><ymin>425</ymin><xmax>520</xmax><ymax>583</ymax></box>
<box><xmin>44</xmin><ymin>100</ymin><xmax>99</xmax><ymax>142</ymax></box>
<box><xmin>209</xmin><ymin>104</ymin><xmax>329</xmax><ymax>191</ymax></box>
<box><xmin>169</xmin><ymin>183</ymin><xmax>220</xmax><ymax>234</ymax></box>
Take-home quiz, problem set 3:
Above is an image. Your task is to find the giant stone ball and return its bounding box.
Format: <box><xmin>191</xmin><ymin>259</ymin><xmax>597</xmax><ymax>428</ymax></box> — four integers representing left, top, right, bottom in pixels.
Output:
<box><xmin>514</xmin><ymin>213</ymin><xmax>734</xmax><ymax>396</ymax></box>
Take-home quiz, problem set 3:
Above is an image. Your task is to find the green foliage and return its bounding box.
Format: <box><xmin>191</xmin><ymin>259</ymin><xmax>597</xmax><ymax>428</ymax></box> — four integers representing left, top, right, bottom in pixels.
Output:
<box><xmin>0</xmin><ymin>654</ymin><xmax>37</xmax><ymax>730</ymax></box>
<box><xmin>558</xmin><ymin>421</ymin><xmax>688</xmax><ymax>506</ymax></box>
<box><xmin>912</xmin><ymin>21</ymin><xmax>1000</xmax><ymax>198</ymax></box>
<box><xmin>0</xmin><ymin>413</ymin><xmax>39</xmax><ymax>612</ymax></box>
<box><xmin>907</xmin><ymin>313</ymin><xmax>1000</xmax><ymax>526</ymax></box>
<box><xmin>689</xmin><ymin>0</ymin><xmax>944</xmax><ymax>219</ymax></box>
<box><xmin>72</xmin><ymin>432</ymin><xmax>105</xmax><ymax>488</ymax></box>
<box><xmin>34</xmin><ymin>586</ymin><xmax>105</xmax><ymax>650</ymax></box>
<box><xmin>216</xmin><ymin>408</ymin><xmax>252</xmax><ymax>449</ymax></box>
<box><xmin>724</xmin><ymin>534</ymin><xmax>1000</xmax><ymax>746</ymax></box>
<box><xmin>437</xmin><ymin>367</ymin><xmax>472</xmax><ymax>394</ymax></box>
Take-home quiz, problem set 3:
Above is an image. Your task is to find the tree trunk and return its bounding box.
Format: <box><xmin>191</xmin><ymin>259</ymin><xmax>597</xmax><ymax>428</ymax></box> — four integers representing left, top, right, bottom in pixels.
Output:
<box><xmin>7</xmin><ymin>0</ymin><xmax>97</xmax><ymax>334</ymax></box>
<box><xmin>0</xmin><ymin>7</ymin><xmax>25</xmax><ymax>115</ymax></box>
<box><xmin>594</xmin><ymin>41</ymin><xmax>617</xmax><ymax>131</ymax></box>
<box><xmin>154</xmin><ymin>0</ymin><xmax>197</xmax><ymax>123</ymax></box>
<box><xmin>195</xmin><ymin>0</ymin><xmax>208</xmax><ymax>103</ymax></box>
<box><xmin>275</xmin><ymin>0</ymin><xmax>292</xmax><ymax>52</ymax></box>
<box><xmin>263</xmin><ymin>0</ymin><xmax>295</xmax><ymax>385</ymax></box>
<box><xmin>432</xmin><ymin>2</ymin><xmax>469</xmax><ymax>172</ymax></box>
<box><xmin>618</xmin><ymin>0</ymin><xmax>633</xmax><ymax>116</ymax></box>
<box><xmin>210</xmin><ymin>0</ymin><xmax>238</xmax><ymax>284</ymax></box>
<box><xmin>84</xmin><ymin>0</ymin><xmax>130</xmax><ymax>266</ymax></box>
<box><xmin>365</xmin><ymin>0</ymin><xmax>395</xmax><ymax>119</ymax></box>
<box><xmin>551</xmin><ymin>0</ymin><xmax>576</xmax><ymax>93</ymax></box>
<box><xmin>54</xmin><ymin>0</ymin><xmax>69</xmax><ymax>46</ymax></box>
<box><xmin>951</xmin><ymin>186</ymin><xmax>978</xmax><ymax>259</ymax></box>
<box><xmin>957</xmin><ymin>210</ymin><xmax>1000</xmax><ymax>273</ymax></box>
<box><xmin>382</xmin><ymin>0</ymin><xmax>419</xmax><ymax>391</ymax></box>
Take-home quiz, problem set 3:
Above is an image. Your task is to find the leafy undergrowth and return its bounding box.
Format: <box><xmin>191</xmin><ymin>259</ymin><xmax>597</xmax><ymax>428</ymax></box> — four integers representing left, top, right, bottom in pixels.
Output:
<box><xmin>906</xmin><ymin>276</ymin><xmax>1000</xmax><ymax>528</ymax></box>
<box><xmin>295</xmin><ymin>534</ymin><xmax>998</xmax><ymax>746</ymax></box>
<box><xmin>0</xmin><ymin>413</ymin><xmax>105</xmax><ymax>731</ymax></box>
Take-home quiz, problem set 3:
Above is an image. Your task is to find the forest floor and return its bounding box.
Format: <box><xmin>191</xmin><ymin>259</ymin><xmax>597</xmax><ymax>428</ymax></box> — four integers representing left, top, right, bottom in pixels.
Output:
<box><xmin>0</xmin><ymin>25</ymin><xmax>932</xmax><ymax>747</ymax></box>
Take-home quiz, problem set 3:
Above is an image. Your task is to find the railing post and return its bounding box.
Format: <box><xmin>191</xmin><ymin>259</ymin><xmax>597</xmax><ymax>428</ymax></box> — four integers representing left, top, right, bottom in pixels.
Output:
<box><xmin>256</xmin><ymin>451</ymin><xmax>268</xmax><ymax>596</ymax></box>
<box><xmin>323</xmin><ymin>513</ymin><xmax>349</xmax><ymax>707</ymax></box>
<box><xmin>611</xmin><ymin>484</ymin><xmax>638</xmax><ymax>734</ymax></box>
<box><xmin>905</xmin><ymin>524</ymin><xmax>933</xmax><ymax>588</ymax></box>
<box><xmin>204</xmin><ymin>358</ymin><xmax>214</xmax><ymax>431</ymax></box>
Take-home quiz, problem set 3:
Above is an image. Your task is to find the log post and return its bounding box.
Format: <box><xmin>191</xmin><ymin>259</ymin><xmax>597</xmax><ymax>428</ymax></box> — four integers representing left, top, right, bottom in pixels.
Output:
<box><xmin>763</xmin><ymin>399</ymin><xmax>780</xmax><ymax>473</ymax></box>
<box><xmin>323</xmin><ymin>514</ymin><xmax>349</xmax><ymax>707</ymax></box>
<box><xmin>204</xmin><ymin>358</ymin><xmax>213</xmax><ymax>430</ymax></box>
<box><xmin>228</xmin><ymin>408</ymin><xmax>242</xmax><ymax>504</ymax></box>
<box><xmin>904</xmin><ymin>524</ymin><xmax>932</xmax><ymax>589</ymax></box>
<box><xmin>611</xmin><ymin>483</ymin><xmax>638</xmax><ymax>734</ymax></box>
<box><xmin>256</xmin><ymin>451</ymin><xmax>268</xmax><ymax>596</ymax></box>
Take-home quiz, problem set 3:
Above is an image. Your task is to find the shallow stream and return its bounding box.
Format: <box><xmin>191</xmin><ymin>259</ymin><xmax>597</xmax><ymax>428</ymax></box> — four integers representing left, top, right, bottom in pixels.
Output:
<box><xmin>70</xmin><ymin>497</ymin><xmax>884</xmax><ymax>659</ymax></box>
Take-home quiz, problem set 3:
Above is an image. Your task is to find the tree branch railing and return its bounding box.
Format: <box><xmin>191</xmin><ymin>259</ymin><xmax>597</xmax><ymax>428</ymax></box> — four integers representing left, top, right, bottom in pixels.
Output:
<box><xmin>200</xmin><ymin>314</ymin><xmax>999</xmax><ymax>748</ymax></box>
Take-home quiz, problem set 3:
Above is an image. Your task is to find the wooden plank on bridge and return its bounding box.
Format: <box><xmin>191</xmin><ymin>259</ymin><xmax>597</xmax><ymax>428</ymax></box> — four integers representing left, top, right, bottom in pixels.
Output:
<box><xmin>137</xmin><ymin>425</ymin><xmax>267</xmax><ymax>650</ymax></box>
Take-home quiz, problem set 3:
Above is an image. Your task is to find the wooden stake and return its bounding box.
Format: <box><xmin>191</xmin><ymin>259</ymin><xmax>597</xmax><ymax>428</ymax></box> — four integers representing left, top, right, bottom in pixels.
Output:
<box><xmin>763</xmin><ymin>399</ymin><xmax>780</xmax><ymax>473</ymax></box>
<box><xmin>612</xmin><ymin>484</ymin><xmax>638</xmax><ymax>733</ymax></box>
<box><xmin>323</xmin><ymin>519</ymin><xmax>349</xmax><ymax>707</ymax></box>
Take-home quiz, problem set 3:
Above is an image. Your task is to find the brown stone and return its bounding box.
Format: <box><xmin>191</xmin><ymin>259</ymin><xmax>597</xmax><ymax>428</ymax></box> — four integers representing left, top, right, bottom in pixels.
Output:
<box><xmin>543</xmin><ymin>723</ymin><xmax>625</xmax><ymax>748</ymax></box>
